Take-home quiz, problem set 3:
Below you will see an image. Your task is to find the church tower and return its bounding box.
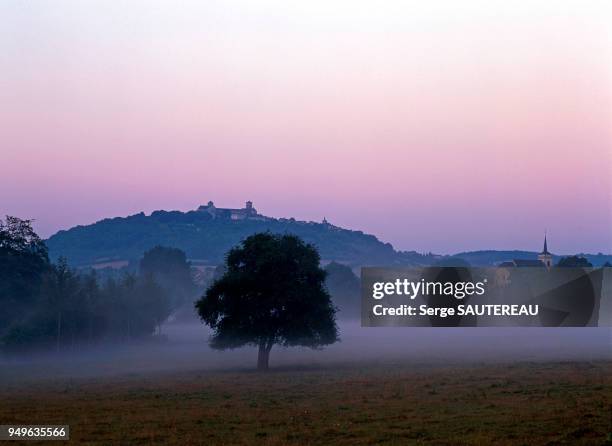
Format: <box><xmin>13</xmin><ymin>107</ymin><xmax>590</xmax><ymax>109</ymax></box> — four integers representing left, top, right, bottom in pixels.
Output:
<box><xmin>537</xmin><ymin>234</ymin><xmax>553</xmax><ymax>269</ymax></box>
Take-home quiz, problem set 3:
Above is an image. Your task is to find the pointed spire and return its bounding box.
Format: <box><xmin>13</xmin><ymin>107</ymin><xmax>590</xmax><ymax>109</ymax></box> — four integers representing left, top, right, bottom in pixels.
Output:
<box><xmin>542</xmin><ymin>232</ymin><xmax>549</xmax><ymax>255</ymax></box>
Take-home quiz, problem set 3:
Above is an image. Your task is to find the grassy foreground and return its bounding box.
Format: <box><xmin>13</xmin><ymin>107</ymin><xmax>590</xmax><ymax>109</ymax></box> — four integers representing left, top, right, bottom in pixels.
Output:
<box><xmin>1</xmin><ymin>361</ymin><xmax>610</xmax><ymax>445</ymax></box>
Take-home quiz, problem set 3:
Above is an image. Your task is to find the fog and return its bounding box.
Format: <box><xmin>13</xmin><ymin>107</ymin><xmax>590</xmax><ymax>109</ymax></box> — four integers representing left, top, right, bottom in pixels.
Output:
<box><xmin>1</xmin><ymin>322</ymin><xmax>610</xmax><ymax>385</ymax></box>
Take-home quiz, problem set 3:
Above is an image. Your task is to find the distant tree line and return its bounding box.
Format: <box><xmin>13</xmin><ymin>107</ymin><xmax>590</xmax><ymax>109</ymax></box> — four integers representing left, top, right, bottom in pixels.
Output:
<box><xmin>0</xmin><ymin>216</ymin><xmax>195</xmax><ymax>353</ymax></box>
<box><xmin>556</xmin><ymin>255</ymin><xmax>593</xmax><ymax>268</ymax></box>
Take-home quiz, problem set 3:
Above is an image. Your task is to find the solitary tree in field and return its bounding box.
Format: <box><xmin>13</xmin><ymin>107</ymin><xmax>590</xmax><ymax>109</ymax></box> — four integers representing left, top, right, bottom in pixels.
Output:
<box><xmin>196</xmin><ymin>233</ymin><xmax>338</xmax><ymax>370</ymax></box>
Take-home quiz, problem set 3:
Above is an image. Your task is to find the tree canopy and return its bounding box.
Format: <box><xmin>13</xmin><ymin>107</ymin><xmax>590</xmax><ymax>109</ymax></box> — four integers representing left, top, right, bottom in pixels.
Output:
<box><xmin>0</xmin><ymin>216</ymin><xmax>51</xmax><ymax>338</ymax></box>
<box><xmin>140</xmin><ymin>245</ymin><xmax>195</xmax><ymax>307</ymax></box>
<box><xmin>0</xmin><ymin>215</ymin><xmax>48</xmax><ymax>259</ymax></box>
<box><xmin>196</xmin><ymin>233</ymin><xmax>338</xmax><ymax>370</ymax></box>
<box><xmin>556</xmin><ymin>256</ymin><xmax>593</xmax><ymax>268</ymax></box>
<box><xmin>324</xmin><ymin>262</ymin><xmax>360</xmax><ymax>319</ymax></box>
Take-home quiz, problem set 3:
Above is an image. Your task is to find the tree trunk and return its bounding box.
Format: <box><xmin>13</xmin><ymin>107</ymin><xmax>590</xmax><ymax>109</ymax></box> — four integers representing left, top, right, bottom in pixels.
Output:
<box><xmin>257</xmin><ymin>342</ymin><xmax>272</xmax><ymax>371</ymax></box>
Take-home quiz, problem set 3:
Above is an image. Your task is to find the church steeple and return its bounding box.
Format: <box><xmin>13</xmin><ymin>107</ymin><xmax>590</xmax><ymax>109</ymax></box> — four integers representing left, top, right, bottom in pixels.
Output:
<box><xmin>538</xmin><ymin>232</ymin><xmax>552</xmax><ymax>269</ymax></box>
<box><xmin>542</xmin><ymin>234</ymin><xmax>549</xmax><ymax>255</ymax></box>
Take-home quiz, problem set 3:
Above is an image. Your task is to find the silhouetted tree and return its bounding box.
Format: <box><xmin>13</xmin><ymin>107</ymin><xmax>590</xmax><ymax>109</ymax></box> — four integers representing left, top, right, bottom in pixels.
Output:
<box><xmin>0</xmin><ymin>216</ymin><xmax>48</xmax><ymax>259</ymax></box>
<box><xmin>43</xmin><ymin>257</ymin><xmax>80</xmax><ymax>351</ymax></box>
<box><xmin>140</xmin><ymin>246</ymin><xmax>195</xmax><ymax>309</ymax></box>
<box><xmin>196</xmin><ymin>233</ymin><xmax>338</xmax><ymax>370</ymax></box>
<box><xmin>324</xmin><ymin>262</ymin><xmax>360</xmax><ymax>319</ymax></box>
<box><xmin>0</xmin><ymin>216</ymin><xmax>50</xmax><ymax>337</ymax></box>
<box><xmin>138</xmin><ymin>273</ymin><xmax>171</xmax><ymax>335</ymax></box>
<box><xmin>556</xmin><ymin>256</ymin><xmax>593</xmax><ymax>268</ymax></box>
<box><xmin>80</xmin><ymin>271</ymin><xmax>101</xmax><ymax>343</ymax></box>
<box><xmin>119</xmin><ymin>274</ymin><xmax>138</xmax><ymax>339</ymax></box>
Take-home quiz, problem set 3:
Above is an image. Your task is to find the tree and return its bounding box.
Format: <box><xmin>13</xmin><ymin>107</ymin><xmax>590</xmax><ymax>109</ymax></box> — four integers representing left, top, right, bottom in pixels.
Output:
<box><xmin>324</xmin><ymin>262</ymin><xmax>359</xmax><ymax>319</ymax></box>
<box><xmin>556</xmin><ymin>256</ymin><xmax>593</xmax><ymax>268</ymax></box>
<box><xmin>196</xmin><ymin>233</ymin><xmax>338</xmax><ymax>370</ymax></box>
<box><xmin>137</xmin><ymin>273</ymin><xmax>171</xmax><ymax>336</ymax></box>
<box><xmin>43</xmin><ymin>257</ymin><xmax>80</xmax><ymax>351</ymax></box>
<box><xmin>80</xmin><ymin>271</ymin><xmax>101</xmax><ymax>343</ymax></box>
<box><xmin>118</xmin><ymin>274</ymin><xmax>138</xmax><ymax>339</ymax></box>
<box><xmin>0</xmin><ymin>216</ymin><xmax>48</xmax><ymax>259</ymax></box>
<box><xmin>140</xmin><ymin>246</ymin><xmax>195</xmax><ymax>308</ymax></box>
<box><xmin>0</xmin><ymin>216</ymin><xmax>50</xmax><ymax>336</ymax></box>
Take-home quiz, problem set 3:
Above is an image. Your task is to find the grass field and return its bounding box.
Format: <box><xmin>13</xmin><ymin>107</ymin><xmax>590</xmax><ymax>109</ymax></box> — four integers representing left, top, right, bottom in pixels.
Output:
<box><xmin>1</xmin><ymin>360</ymin><xmax>610</xmax><ymax>445</ymax></box>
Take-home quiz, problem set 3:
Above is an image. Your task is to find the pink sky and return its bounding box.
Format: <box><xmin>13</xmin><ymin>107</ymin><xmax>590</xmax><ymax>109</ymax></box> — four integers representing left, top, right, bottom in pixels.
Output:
<box><xmin>1</xmin><ymin>1</ymin><xmax>611</xmax><ymax>254</ymax></box>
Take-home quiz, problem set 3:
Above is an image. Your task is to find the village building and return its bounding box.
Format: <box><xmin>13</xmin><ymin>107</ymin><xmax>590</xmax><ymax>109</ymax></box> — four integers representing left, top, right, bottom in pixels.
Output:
<box><xmin>499</xmin><ymin>235</ymin><xmax>553</xmax><ymax>269</ymax></box>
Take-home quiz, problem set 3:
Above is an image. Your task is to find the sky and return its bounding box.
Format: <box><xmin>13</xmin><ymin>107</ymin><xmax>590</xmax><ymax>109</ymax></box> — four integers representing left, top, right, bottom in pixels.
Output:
<box><xmin>1</xmin><ymin>0</ymin><xmax>611</xmax><ymax>254</ymax></box>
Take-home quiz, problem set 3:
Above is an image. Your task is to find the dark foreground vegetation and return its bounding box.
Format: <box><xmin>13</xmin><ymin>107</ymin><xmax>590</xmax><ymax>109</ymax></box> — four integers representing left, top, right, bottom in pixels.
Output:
<box><xmin>0</xmin><ymin>360</ymin><xmax>610</xmax><ymax>445</ymax></box>
<box><xmin>0</xmin><ymin>215</ymin><xmax>364</xmax><ymax>356</ymax></box>
<box><xmin>0</xmin><ymin>217</ymin><xmax>195</xmax><ymax>352</ymax></box>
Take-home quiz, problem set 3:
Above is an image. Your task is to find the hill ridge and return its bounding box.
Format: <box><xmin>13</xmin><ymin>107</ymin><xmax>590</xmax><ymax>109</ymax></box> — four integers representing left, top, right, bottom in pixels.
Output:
<box><xmin>46</xmin><ymin>208</ymin><xmax>612</xmax><ymax>268</ymax></box>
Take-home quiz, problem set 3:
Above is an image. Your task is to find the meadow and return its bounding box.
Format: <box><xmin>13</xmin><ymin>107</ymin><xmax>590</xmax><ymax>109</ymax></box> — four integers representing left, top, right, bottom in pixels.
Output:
<box><xmin>1</xmin><ymin>360</ymin><xmax>610</xmax><ymax>445</ymax></box>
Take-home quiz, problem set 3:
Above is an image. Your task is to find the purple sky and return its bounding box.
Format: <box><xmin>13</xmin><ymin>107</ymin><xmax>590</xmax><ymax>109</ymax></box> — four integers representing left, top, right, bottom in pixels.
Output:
<box><xmin>1</xmin><ymin>1</ymin><xmax>611</xmax><ymax>254</ymax></box>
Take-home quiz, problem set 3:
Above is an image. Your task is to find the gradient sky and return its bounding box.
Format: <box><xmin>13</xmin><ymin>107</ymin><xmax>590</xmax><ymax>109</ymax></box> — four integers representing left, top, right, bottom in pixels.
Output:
<box><xmin>1</xmin><ymin>0</ymin><xmax>611</xmax><ymax>254</ymax></box>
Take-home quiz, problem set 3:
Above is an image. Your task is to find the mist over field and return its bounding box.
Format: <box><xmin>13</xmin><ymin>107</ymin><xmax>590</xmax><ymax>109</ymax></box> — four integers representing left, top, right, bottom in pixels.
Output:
<box><xmin>2</xmin><ymin>322</ymin><xmax>610</xmax><ymax>384</ymax></box>
<box><xmin>2</xmin><ymin>1</ymin><xmax>612</xmax><ymax>443</ymax></box>
<box><xmin>2</xmin><ymin>216</ymin><xmax>610</xmax><ymax>388</ymax></box>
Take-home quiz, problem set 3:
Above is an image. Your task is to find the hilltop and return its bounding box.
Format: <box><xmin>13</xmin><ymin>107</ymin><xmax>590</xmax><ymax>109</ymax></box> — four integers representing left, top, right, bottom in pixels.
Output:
<box><xmin>46</xmin><ymin>202</ymin><xmax>612</xmax><ymax>269</ymax></box>
<box><xmin>46</xmin><ymin>203</ymin><xmax>435</xmax><ymax>268</ymax></box>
